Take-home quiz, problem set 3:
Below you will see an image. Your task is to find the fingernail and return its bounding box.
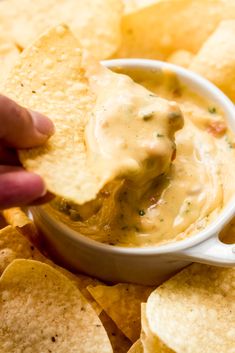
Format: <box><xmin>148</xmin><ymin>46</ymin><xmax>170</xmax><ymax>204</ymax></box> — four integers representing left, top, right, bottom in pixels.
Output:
<box><xmin>30</xmin><ymin>110</ymin><xmax>55</xmax><ymax>136</ymax></box>
<box><xmin>40</xmin><ymin>184</ymin><xmax>47</xmax><ymax>197</ymax></box>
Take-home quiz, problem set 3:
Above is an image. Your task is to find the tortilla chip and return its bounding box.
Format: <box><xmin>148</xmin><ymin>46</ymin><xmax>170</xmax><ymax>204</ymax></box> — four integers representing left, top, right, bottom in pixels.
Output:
<box><xmin>3</xmin><ymin>207</ymin><xmax>38</xmax><ymax>242</ymax></box>
<box><xmin>190</xmin><ymin>20</ymin><xmax>235</xmax><ymax>101</ymax></box>
<box><xmin>3</xmin><ymin>208</ymin><xmax>31</xmax><ymax>229</ymax></box>
<box><xmin>0</xmin><ymin>259</ymin><xmax>113</xmax><ymax>353</ymax></box>
<box><xmin>62</xmin><ymin>273</ymin><xmax>102</xmax><ymax>314</ymax></box>
<box><xmin>0</xmin><ymin>224</ymin><xmax>102</xmax><ymax>313</ymax></box>
<box><xmin>141</xmin><ymin>304</ymin><xmax>173</xmax><ymax>353</ymax></box>
<box><xmin>5</xmin><ymin>24</ymin><xmax>177</xmax><ymax>205</ymax></box>
<box><xmin>99</xmin><ymin>311</ymin><xmax>132</xmax><ymax>353</ymax></box>
<box><xmin>127</xmin><ymin>339</ymin><xmax>143</xmax><ymax>353</ymax></box>
<box><xmin>0</xmin><ymin>0</ymin><xmax>123</xmax><ymax>59</ymax></box>
<box><xmin>3</xmin><ymin>25</ymin><xmax>105</xmax><ymax>204</ymax></box>
<box><xmin>115</xmin><ymin>0</ymin><xmax>235</xmax><ymax>60</ymax></box>
<box><xmin>0</xmin><ymin>225</ymin><xmax>46</xmax><ymax>275</ymax></box>
<box><xmin>167</xmin><ymin>50</ymin><xmax>194</xmax><ymax>68</ymax></box>
<box><xmin>87</xmin><ymin>283</ymin><xmax>154</xmax><ymax>342</ymax></box>
<box><xmin>146</xmin><ymin>264</ymin><xmax>235</xmax><ymax>353</ymax></box>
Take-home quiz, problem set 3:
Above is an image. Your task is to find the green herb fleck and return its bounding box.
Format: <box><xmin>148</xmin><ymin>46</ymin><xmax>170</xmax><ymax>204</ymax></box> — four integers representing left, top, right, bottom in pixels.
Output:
<box><xmin>138</xmin><ymin>210</ymin><xmax>145</xmax><ymax>216</ymax></box>
<box><xmin>156</xmin><ymin>133</ymin><xmax>164</xmax><ymax>138</ymax></box>
<box><xmin>208</xmin><ymin>106</ymin><xmax>217</xmax><ymax>114</ymax></box>
<box><xmin>160</xmin><ymin>218</ymin><xmax>164</xmax><ymax>222</ymax></box>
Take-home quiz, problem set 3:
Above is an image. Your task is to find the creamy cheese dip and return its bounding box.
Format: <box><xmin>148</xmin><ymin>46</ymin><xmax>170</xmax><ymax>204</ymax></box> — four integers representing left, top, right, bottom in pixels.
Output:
<box><xmin>85</xmin><ymin>69</ymin><xmax>182</xmax><ymax>188</ymax></box>
<box><xmin>48</xmin><ymin>68</ymin><xmax>235</xmax><ymax>247</ymax></box>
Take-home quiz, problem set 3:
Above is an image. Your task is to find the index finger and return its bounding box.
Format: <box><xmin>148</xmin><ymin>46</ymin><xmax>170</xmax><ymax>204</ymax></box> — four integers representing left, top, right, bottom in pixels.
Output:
<box><xmin>0</xmin><ymin>95</ymin><xmax>54</xmax><ymax>149</ymax></box>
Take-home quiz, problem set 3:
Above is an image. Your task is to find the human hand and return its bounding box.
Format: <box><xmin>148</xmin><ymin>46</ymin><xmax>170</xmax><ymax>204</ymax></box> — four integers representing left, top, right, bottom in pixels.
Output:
<box><xmin>0</xmin><ymin>95</ymin><xmax>54</xmax><ymax>210</ymax></box>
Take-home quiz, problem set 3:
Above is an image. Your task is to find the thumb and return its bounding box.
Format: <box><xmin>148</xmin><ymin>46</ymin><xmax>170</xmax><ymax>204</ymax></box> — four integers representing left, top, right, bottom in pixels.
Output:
<box><xmin>0</xmin><ymin>95</ymin><xmax>55</xmax><ymax>149</ymax></box>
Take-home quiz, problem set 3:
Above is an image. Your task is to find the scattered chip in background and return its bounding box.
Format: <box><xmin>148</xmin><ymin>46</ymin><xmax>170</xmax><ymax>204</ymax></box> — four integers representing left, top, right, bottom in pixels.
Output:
<box><xmin>3</xmin><ymin>207</ymin><xmax>38</xmax><ymax>243</ymax></box>
<box><xmin>0</xmin><ymin>220</ymin><xmax>102</xmax><ymax>315</ymax></box>
<box><xmin>0</xmin><ymin>259</ymin><xmax>113</xmax><ymax>353</ymax></box>
<box><xmin>167</xmin><ymin>50</ymin><xmax>194</xmax><ymax>68</ymax></box>
<box><xmin>145</xmin><ymin>264</ymin><xmax>235</xmax><ymax>353</ymax></box>
<box><xmin>0</xmin><ymin>221</ymin><xmax>132</xmax><ymax>352</ymax></box>
<box><xmin>0</xmin><ymin>0</ymin><xmax>123</xmax><ymax>59</ymax></box>
<box><xmin>0</xmin><ymin>226</ymin><xmax>46</xmax><ymax>275</ymax></box>
<box><xmin>3</xmin><ymin>208</ymin><xmax>33</xmax><ymax>229</ymax></box>
<box><xmin>115</xmin><ymin>0</ymin><xmax>235</xmax><ymax>60</ymax></box>
<box><xmin>190</xmin><ymin>20</ymin><xmax>235</xmax><ymax>101</ymax></box>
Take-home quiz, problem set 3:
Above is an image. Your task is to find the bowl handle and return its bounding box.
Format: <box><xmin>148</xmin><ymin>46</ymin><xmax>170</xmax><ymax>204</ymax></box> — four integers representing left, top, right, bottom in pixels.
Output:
<box><xmin>177</xmin><ymin>233</ymin><xmax>235</xmax><ymax>266</ymax></box>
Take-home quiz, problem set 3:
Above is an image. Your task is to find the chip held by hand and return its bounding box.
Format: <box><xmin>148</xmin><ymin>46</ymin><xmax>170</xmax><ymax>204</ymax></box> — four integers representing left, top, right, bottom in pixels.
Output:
<box><xmin>4</xmin><ymin>24</ymin><xmax>182</xmax><ymax>205</ymax></box>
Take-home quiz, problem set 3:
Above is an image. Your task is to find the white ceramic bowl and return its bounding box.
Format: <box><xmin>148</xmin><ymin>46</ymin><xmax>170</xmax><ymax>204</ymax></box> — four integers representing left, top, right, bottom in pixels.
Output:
<box><xmin>31</xmin><ymin>59</ymin><xmax>235</xmax><ymax>286</ymax></box>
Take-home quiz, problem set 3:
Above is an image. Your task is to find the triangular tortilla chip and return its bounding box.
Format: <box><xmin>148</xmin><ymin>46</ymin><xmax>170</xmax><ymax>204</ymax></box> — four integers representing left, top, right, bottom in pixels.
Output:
<box><xmin>4</xmin><ymin>25</ymin><xmax>104</xmax><ymax>204</ymax></box>
<box><xmin>87</xmin><ymin>282</ymin><xmax>154</xmax><ymax>342</ymax></box>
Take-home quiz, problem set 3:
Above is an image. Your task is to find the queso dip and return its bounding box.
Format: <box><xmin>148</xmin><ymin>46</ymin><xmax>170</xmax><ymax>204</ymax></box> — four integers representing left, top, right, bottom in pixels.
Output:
<box><xmin>48</xmin><ymin>68</ymin><xmax>235</xmax><ymax>247</ymax></box>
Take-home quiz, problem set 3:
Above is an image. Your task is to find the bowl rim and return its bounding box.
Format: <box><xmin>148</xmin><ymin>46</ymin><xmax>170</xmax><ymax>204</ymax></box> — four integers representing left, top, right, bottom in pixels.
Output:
<box><xmin>34</xmin><ymin>58</ymin><xmax>235</xmax><ymax>256</ymax></box>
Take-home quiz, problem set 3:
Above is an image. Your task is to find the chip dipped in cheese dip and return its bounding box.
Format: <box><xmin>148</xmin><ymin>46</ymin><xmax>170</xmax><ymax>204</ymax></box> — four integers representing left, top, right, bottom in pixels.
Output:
<box><xmin>49</xmin><ymin>68</ymin><xmax>235</xmax><ymax>248</ymax></box>
<box><xmin>85</xmin><ymin>68</ymin><xmax>183</xmax><ymax>188</ymax></box>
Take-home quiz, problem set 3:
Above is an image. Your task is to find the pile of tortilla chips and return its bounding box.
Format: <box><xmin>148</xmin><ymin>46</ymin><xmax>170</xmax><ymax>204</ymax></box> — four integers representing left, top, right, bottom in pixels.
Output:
<box><xmin>0</xmin><ymin>208</ymin><xmax>234</xmax><ymax>352</ymax></box>
<box><xmin>0</xmin><ymin>0</ymin><xmax>235</xmax><ymax>352</ymax></box>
